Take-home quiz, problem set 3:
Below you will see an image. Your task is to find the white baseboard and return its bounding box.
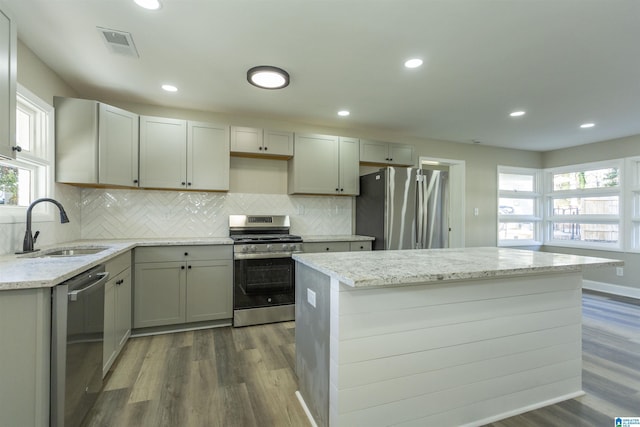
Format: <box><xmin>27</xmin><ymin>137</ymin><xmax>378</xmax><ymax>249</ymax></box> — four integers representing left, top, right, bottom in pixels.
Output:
<box><xmin>583</xmin><ymin>280</ymin><xmax>640</xmax><ymax>299</ymax></box>
<box><xmin>295</xmin><ymin>391</ymin><xmax>318</xmax><ymax>427</ymax></box>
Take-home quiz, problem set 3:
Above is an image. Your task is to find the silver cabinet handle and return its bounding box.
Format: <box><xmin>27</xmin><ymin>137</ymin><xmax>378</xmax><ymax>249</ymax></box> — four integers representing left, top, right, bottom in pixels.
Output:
<box><xmin>68</xmin><ymin>272</ymin><xmax>109</xmax><ymax>301</ymax></box>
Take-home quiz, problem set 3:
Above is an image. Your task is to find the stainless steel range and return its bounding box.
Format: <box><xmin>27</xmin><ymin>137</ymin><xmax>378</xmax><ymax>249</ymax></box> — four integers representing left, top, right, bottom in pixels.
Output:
<box><xmin>230</xmin><ymin>215</ymin><xmax>302</xmax><ymax>327</ymax></box>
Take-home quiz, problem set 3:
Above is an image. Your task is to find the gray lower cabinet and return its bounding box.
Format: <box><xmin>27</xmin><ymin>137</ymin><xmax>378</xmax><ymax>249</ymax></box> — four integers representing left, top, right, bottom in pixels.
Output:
<box><xmin>133</xmin><ymin>245</ymin><xmax>233</xmax><ymax>329</ymax></box>
<box><xmin>303</xmin><ymin>240</ymin><xmax>372</xmax><ymax>253</ymax></box>
<box><xmin>103</xmin><ymin>251</ymin><xmax>132</xmax><ymax>377</ymax></box>
<box><xmin>0</xmin><ymin>288</ymin><xmax>50</xmax><ymax>427</ymax></box>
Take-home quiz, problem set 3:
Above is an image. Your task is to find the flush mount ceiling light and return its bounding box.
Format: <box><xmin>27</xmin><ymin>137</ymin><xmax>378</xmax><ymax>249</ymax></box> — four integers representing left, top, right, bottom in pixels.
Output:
<box><xmin>404</xmin><ymin>58</ymin><xmax>423</xmax><ymax>69</ymax></box>
<box><xmin>337</xmin><ymin>110</ymin><xmax>350</xmax><ymax>117</ymax></box>
<box><xmin>580</xmin><ymin>122</ymin><xmax>595</xmax><ymax>128</ymax></box>
<box><xmin>161</xmin><ymin>84</ymin><xmax>178</xmax><ymax>92</ymax></box>
<box><xmin>510</xmin><ymin>111</ymin><xmax>526</xmax><ymax>117</ymax></box>
<box><xmin>134</xmin><ymin>0</ymin><xmax>161</xmax><ymax>10</ymax></box>
<box><xmin>247</xmin><ymin>66</ymin><xmax>290</xmax><ymax>89</ymax></box>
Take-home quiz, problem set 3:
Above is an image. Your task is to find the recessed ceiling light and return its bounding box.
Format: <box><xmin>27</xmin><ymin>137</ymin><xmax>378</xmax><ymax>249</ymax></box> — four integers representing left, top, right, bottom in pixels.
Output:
<box><xmin>580</xmin><ymin>123</ymin><xmax>595</xmax><ymax>128</ymax></box>
<box><xmin>404</xmin><ymin>58</ymin><xmax>423</xmax><ymax>69</ymax></box>
<box><xmin>247</xmin><ymin>66</ymin><xmax>290</xmax><ymax>89</ymax></box>
<box><xmin>338</xmin><ymin>110</ymin><xmax>350</xmax><ymax>117</ymax></box>
<box><xmin>161</xmin><ymin>84</ymin><xmax>178</xmax><ymax>92</ymax></box>
<box><xmin>510</xmin><ymin>111</ymin><xmax>526</xmax><ymax>117</ymax></box>
<box><xmin>134</xmin><ymin>0</ymin><xmax>161</xmax><ymax>10</ymax></box>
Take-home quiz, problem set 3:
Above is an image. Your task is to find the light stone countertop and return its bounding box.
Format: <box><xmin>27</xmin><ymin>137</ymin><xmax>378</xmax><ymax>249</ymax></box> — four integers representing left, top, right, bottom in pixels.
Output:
<box><xmin>301</xmin><ymin>235</ymin><xmax>374</xmax><ymax>242</ymax></box>
<box><xmin>292</xmin><ymin>247</ymin><xmax>623</xmax><ymax>288</ymax></box>
<box><xmin>0</xmin><ymin>237</ymin><xmax>233</xmax><ymax>291</ymax></box>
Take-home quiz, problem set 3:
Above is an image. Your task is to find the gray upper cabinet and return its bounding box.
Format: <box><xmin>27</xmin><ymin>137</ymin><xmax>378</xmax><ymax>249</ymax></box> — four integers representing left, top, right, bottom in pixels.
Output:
<box><xmin>55</xmin><ymin>97</ymin><xmax>139</xmax><ymax>187</ymax></box>
<box><xmin>0</xmin><ymin>6</ymin><xmax>15</xmax><ymax>161</ymax></box>
<box><xmin>360</xmin><ymin>139</ymin><xmax>415</xmax><ymax>166</ymax></box>
<box><xmin>288</xmin><ymin>133</ymin><xmax>359</xmax><ymax>195</ymax></box>
<box><xmin>140</xmin><ymin>116</ymin><xmax>229</xmax><ymax>191</ymax></box>
<box><xmin>230</xmin><ymin>126</ymin><xmax>293</xmax><ymax>158</ymax></box>
<box><xmin>188</xmin><ymin>121</ymin><xmax>230</xmax><ymax>190</ymax></box>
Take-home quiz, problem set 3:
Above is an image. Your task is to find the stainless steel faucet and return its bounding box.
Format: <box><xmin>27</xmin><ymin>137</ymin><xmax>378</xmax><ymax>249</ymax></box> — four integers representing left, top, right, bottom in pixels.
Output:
<box><xmin>20</xmin><ymin>198</ymin><xmax>70</xmax><ymax>253</ymax></box>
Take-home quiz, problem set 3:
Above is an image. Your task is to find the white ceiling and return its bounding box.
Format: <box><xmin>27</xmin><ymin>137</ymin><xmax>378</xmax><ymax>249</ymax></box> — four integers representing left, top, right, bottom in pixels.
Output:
<box><xmin>3</xmin><ymin>0</ymin><xmax>640</xmax><ymax>152</ymax></box>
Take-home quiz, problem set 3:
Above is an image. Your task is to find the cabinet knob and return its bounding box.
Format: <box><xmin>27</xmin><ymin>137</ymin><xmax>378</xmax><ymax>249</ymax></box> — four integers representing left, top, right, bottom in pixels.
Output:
<box><xmin>264</xmin><ymin>146</ymin><xmax>268</xmax><ymax>151</ymax></box>
<box><xmin>389</xmin><ymin>158</ymin><xmax>393</xmax><ymax>161</ymax></box>
<box><xmin>385</xmin><ymin>157</ymin><xmax>389</xmax><ymax>161</ymax></box>
<box><xmin>184</xmin><ymin>252</ymin><xmax>189</xmax><ymax>256</ymax></box>
<box><xmin>181</xmin><ymin>182</ymin><xmax>186</xmax><ymax>186</ymax></box>
<box><xmin>325</xmin><ymin>247</ymin><xmax>330</xmax><ymax>251</ymax></box>
<box><xmin>133</xmin><ymin>179</ymin><xmax>138</xmax><ymax>184</ymax></box>
<box><xmin>181</xmin><ymin>265</ymin><xmax>185</xmax><ymax>270</ymax></box>
<box><xmin>188</xmin><ymin>265</ymin><xmax>192</xmax><ymax>269</ymax></box>
<box><xmin>340</xmin><ymin>188</ymin><xmax>344</xmax><ymax>192</ymax></box>
<box><xmin>360</xmin><ymin>246</ymin><xmax>364</xmax><ymax>249</ymax></box>
<box><xmin>335</xmin><ymin>188</ymin><xmax>339</xmax><ymax>192</ymax></box>
<box><xmin>12</xmin><ymin>146</ymin><xmax>22</xmax><ymax>152</ymax></box>
<box><xmin>259</xmin><ymin>146</ymin><xmax>263</xmax><ymax>150</ymax></box>
<box><xmin>187</xmin><ymin>182</ymin><xmax>192</xmax><ymax>186</ymax></box>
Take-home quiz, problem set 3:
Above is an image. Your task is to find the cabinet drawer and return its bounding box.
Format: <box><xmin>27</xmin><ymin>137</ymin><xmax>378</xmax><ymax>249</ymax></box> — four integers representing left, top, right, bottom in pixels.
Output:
<box><xmin>303</xmin><ymin>242</ymin><xmax>350</xmax><ymax>253</ymax></box>
<box><xmin>106</xmin><ymin>251</ymin><xmax>131</xmax><ymax>277</ymax></box>
<box><xmin>135</xmin><ymin>245</ymin><xmax>232</xmax><ymax>263</ymax></box>
<box><xmin>349</xmin><ymin>241</ymin><xmax>372</xmax><ymax>251</ymax></box>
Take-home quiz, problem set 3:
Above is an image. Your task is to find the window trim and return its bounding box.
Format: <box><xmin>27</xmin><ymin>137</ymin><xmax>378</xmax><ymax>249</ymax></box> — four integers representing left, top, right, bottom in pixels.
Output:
<box><xmin>0</xmin><ymin>84</ymin><xmax>54</xmax><ymax>224</ymax></box>
<box><xmin>544</xmin><ymin>159</ymin><xmax>623</xmax><ymax>251</ymax></box>
<box><xmin>497</xmin><ymin>166</ymin><xmax>543</xmax><ymax>247</ymax></box>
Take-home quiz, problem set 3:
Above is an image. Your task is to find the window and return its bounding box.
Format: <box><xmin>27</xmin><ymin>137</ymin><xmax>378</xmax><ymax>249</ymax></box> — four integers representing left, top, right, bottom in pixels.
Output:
<box><xmin>498</xmin><ymin>166</ymin><xmax>542</xmax><ymax>246</ymax></box>
<box><xmin>545</xmin><ymin>161</ymin><xmax>622</xmax><ymax>250</ymax></box>
<box><xmin>0</xmin><ymin>84</ymin><xmax>52</xmax><ymax>222</ymax></box>
<box><xmin>626</xmin><ymin>156</ymin><xmax>640</xmax><ymax>252</ymax></box>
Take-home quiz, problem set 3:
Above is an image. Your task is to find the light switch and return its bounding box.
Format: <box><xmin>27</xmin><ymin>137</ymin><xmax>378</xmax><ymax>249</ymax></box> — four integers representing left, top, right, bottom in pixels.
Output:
<box><xmin>307</xmin><ymin>288</ymin><xmax>316</xmax><ymax>307</ymax></box>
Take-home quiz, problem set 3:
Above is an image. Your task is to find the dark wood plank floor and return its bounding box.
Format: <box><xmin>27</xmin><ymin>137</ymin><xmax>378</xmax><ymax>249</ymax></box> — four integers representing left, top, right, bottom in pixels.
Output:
<box><xmin>84</xmin><ymin>291</ymin><xmax>639</xmax><ymax>427</ymax></box>
<box><xmin>83</xmin><ymin>321</ymin><xmax>309</xmax><ymax>427</ymax></box>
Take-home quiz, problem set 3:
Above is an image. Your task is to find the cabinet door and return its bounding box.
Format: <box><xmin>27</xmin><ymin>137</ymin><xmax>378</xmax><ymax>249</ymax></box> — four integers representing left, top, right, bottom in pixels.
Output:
<box><xmin>115</xmin><ymin>268</ymin><xmax>131</xmax><ymax>350</ymax></box>
<box><xmin>0</xmin><ymin>7</ymin><xmax>15</xmax><ymax>160</ymax></box>
<box><xmin>187</xmin><ymin>121</ymin><xmax>229</xmax><ymax>191</ymax></box>
<box><xmin>139</xmin><ymin>116</ymin><xmax>187</xmax><ymax>189</ymax></box>
<box><xmin>388</xmin><ymin>143</ymin><xmax>415</xmax><ymax>166</ymax></box>
<box><xmin>134</xmin><ymin>261</ymin><xmax>186</xmax><ymax>328</ymax></box>
<box><xmin>102</xmin><ymin>278</ymin><xmax>117</xmax><ymax>377</ymax></box>
<box><xmin>264</xmin><ymin>130</ymin><xmax>293</xmax><ymax>157</ymax></box>
<box><xmin>338</xmin><ymin>137</ymin><xmax>360</xmax><ymax>195</ymax></box>
<box><xmin>230</xmin><ymin>126</ymin><xmax>262</xmax><ymax>154</ymax></box>
<box><xmin>359</xmin><ymin>140</ymin><xmax>388</xmax><ymax>164</ymax></box>
<box><xmin>185</xmin><ymin>260</ymin><xmax>233</xmax><ymax>322</ymax></box>
<box><xmin>289</xmin><ymin>133</ymin><xmax>339</xmax><ymax>194</ymax></box>
<box><xmin>99</xmin><ymin>104</ymin><xmax>139</xmax><ymax>187</ymax></box>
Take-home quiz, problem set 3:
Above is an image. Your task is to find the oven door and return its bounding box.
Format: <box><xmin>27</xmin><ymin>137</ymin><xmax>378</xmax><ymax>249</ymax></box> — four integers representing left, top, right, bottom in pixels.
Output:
<box><xmin>234</xmin><ymin>256</ymin><xmax>295</xmax><ymax>309</ymax></box>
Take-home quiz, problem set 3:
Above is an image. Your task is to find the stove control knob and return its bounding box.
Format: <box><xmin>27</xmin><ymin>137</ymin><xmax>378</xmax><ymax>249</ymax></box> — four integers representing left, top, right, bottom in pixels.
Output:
<box><xmin>241</xmin><ymin>246</ymin><xmax>249</xmax><ymax>253</ymax></box>
<box><xmin>291</xmin><ymin>244</ymin><xmax>299</xmax><ymax>252</ymax></box>
<box><xmin>266</xmin><ymin>244</ymin><xmax>273</xmax><ymax>251</ymax></box>
<box><xmin>282</xmin><ymin>244</ymin><xmax>290</xmax><ymax>251</ymax></box>
<box><xmin>250</xmin><ymin>245</ymin><xmax>257</xmax><ymax>252</ymax></box>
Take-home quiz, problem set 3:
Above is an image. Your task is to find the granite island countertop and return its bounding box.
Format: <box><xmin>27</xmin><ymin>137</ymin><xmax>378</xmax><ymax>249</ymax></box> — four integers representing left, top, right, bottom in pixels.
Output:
<box><xmin>0</xmin><ymin>237</ymin><xmax>233</xmax><ymax>291</ymax></box>
<box><xmin>292</xmin><ymin>246</ymin><xmax>623</xmax><ymax>288</ymax></box>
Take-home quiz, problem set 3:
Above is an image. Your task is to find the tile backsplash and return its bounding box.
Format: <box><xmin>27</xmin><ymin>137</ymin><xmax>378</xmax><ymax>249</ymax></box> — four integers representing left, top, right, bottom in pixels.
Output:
<box><xmin>80</xmin><ymin>189</ymin><xmax>353</xmax><ymax>239</ymax></box>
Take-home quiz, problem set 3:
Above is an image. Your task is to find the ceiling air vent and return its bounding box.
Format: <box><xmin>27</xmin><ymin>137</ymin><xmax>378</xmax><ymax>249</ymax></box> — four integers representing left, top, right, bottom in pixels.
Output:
<box><xmin>97</xmin><ymin>27</ymin><xmax>139</xmax><ymax>58</ymax></box>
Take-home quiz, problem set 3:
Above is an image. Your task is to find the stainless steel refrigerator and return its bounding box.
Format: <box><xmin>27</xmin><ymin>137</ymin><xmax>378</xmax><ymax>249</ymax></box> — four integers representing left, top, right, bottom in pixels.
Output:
<box><xmin>356</xmin><ymin>167</ymin><xmax>450</xmax><ymax>250</ymax></box>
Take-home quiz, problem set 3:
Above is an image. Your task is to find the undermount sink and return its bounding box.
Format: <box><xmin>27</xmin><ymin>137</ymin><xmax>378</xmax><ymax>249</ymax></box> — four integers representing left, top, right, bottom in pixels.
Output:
<box><xmin>37</xmin><ymin>247</ymin><xmax>109</xmax><ymax>257</ymax></box>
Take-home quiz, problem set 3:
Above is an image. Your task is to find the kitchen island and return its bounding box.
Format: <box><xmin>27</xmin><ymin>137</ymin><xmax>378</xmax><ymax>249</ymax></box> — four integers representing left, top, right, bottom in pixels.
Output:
<box><xmin>292</xmin><ymin>247</ymin><xmax>622</xmax><ymax>427</ymax></box>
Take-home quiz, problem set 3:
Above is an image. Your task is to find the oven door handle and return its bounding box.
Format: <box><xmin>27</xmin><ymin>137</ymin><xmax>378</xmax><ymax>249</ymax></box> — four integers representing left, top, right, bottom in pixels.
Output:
<box><xmin>234</xmin><ymin>252</ymin><xmax>296</xmax><ymax>260</ymax></box>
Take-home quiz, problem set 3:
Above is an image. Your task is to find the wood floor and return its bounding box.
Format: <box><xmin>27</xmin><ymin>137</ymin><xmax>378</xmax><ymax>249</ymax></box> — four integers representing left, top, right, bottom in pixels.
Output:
<box><xmin>84</xmin><ymin>291</ymin><xmax>639</xmax><ymax>427</ymax></box>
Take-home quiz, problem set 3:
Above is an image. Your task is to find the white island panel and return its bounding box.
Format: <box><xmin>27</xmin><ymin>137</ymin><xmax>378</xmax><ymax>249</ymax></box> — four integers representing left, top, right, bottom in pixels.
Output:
<box><xmin>294</xmin><ymin>247</ymin><xmax>622</xmax><ymax>427</ymax></box>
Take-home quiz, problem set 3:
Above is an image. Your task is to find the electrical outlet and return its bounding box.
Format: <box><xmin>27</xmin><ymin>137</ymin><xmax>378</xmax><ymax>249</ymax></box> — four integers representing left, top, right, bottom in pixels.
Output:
<box><xmin>307</xmin><ymin>289</ymin><xmax>316</xmax><ymax>307</ymax></box>
<box><xmin>474</xmin><ymin>208</ymin><xmax>479</xmax><ymax>216</ymax></box>
<box><xmin>616</xmin><ymin>267</ymin><xmax>624</xmax><ymax>277</ymax></box>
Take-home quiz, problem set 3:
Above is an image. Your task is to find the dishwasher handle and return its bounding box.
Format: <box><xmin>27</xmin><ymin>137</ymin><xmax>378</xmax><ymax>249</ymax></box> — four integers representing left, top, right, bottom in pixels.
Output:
<box><xmin>68</xmin><ymin>272</ymin><xmax>109</xmax><ymax>302</ymax></box>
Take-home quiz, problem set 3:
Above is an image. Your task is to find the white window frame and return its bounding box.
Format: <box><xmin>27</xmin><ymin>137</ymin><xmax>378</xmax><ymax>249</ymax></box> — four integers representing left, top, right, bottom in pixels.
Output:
<box><xmin>544</xmin><ymin>159</ymin><xmax>623</xmax><ymax>251</ymax></box>
<box><xmin>0</xmin><ymin>84</ymin><xmax>54</xmax><ymax>224</ymax></box>
<box><xmin>625</xmin><ymin>156</ymin><xmax>640</xmax><ymax>253</ymax></box>
<box><xmin>497</xmin><ymin>166</ymin><xmax>543</xmax><ymax>246</ymax></box>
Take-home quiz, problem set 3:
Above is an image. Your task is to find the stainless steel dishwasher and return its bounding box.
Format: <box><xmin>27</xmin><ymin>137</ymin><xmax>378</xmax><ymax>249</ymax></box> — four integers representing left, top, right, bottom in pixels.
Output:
<box><xmin>51</xmin><ymin>265</ymin><xmax>109</xmax><ymax>427</ymax></box>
